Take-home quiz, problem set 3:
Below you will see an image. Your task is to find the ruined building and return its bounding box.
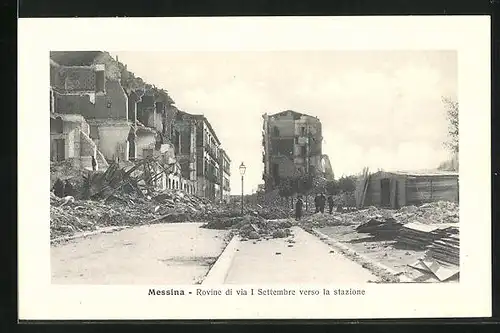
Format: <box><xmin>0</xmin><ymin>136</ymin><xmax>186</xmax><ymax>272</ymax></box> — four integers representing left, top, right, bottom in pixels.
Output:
<box><xmin>261</xmin><ymin>110</ymin><xmax>327</xmax><ymax>192</ymax></box>
<box><xmin>219</xmin><ymin>149</ymin><xmax>231</xmax><ymax>203</ymax></box>
<box><xmin>49</xmin><ymin>51</ymin><xmax>229</xmax><ymax>201</ymax></box>
<box><xmin>50</xmin><ymin>52</ymin><xmax>131</xmax><ymax>164</ymax></box>
<box><xmin>172</xmin><ymin>111</ymin><xmax>231</xmax><ymax>202</ymax></box>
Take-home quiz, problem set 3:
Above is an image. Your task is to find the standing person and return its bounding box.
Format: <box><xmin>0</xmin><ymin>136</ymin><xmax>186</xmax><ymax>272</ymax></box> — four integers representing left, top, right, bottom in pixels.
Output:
<box><xmin>328</xmin><ymin>195</ymin><xmax>334</xmax><ymax>214</ymax></box>
<box><xmin>91</xmin><ymin>155</ymin><xmax>97</xmax><ymax>171</ymax></box>
<box><xmin>319</xmin><ymin>193</ymin><xmax>326</xmax><ymax>213</ymax></box>
<box><xmin>295</xmin><ymin>195</ymin><xmax>304</xmax><ymax>221</ymax></box>
<box><xmin>314</xmin><ymin>194</ymin><xmax>321</xmax><ymax>213</ymax></box>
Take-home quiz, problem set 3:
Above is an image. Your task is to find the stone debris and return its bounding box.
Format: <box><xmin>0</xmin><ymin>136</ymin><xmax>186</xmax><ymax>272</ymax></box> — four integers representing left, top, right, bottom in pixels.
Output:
<box><xmin>301</xmin><ymin>201</ymin><xmax>459</xmax><ymax>229</ymax></box>
<box><xmin>392</xmin><ymin>201</ymin><xmax>459</xmax><ymax>225</ymax></box>
<box><xmin>50</xmin><ymin>186</ymin><xmax>218</xmax><ymax>239</ymax></box>
<box><xmin>202</xmin><ymin>215</ymin><xmax>295</xmax><ymax>240</ymax></box>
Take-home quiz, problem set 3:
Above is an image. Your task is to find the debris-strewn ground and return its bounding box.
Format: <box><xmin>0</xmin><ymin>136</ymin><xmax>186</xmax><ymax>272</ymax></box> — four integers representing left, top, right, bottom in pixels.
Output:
<box><xmin>317</xmin><ymin>225</ymin><xmax>425</xmax><ymax>281</ymax></box>
<box><xmin>302</xmin><ymin>201</ymin><xmax>459</xmax><ymax>281</ymax></box>
<box><xmin>202</xmin><ymin>214</ymin><xmax>295</xmax><ymax>240</ymax></box>
<box><xmin>301</xmin><ymin>201</ymin><xmax>459</xmax><ymax>228</ymax></box>
<box><xmin>50</xmin><ymin>189</ymin><xmax>220</xmax><ymax>239</ymax></box>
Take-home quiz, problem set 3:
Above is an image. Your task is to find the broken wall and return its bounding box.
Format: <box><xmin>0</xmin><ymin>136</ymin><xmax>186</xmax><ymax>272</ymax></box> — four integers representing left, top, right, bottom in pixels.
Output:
<box><xmin>79</xmin><ymin>130</ymin><xmax>109</xmax><ymax>171</ymax></box>
<box><xmin>137</xmin><ymin>95</ymin><xmax>155</xmax><ymax>125</ymax></box>
<box><xmin>135</xmin><ymin>130</ymin><xmax>156</xmax><ymax>160</ymax></box>
<box><xmin>269</xmin><ymin>155</ymin><xmax>299</xmax><ymax>183</ymax></box>
<box><xmin>92</xmin><ymin>80</ymin><xmax>128</xmax><ymax>119</ymax></box>
<box><xmin>50</xmin><ymin>120</ymin><xmax>80</xmax><ymax>161</ymax></box>
<box><xmin>93</xmin><ymin>122</ymin><xmax>131</xmax><ymax>162</ymax></box>
<box><xmin>268</xmin><ymin>116</ymin><xmax>295</xmax><ymax>137</ymax></box>
<box><xmin>154</xmin><ymin>102</ymin><xmax>165</xmax><ymax>133</ymax></box>
<box><xmin>165</xmin><ymin>105</ymin><xmax>178</xmax><ymax>140</ymax></box>
<box><xmin>52</xmin><ymin>66</ymin><xmax>96</xmax><ymax>92</ymax></box>
<box><xmin>55</xmin><ymin>93</ymin><xmax>95</xmax><ymax>118</ymax></box>
<box><xmin>54</xmin><ymin>80</ymin><xmax>128</xmax><ymax>120</ymax></box>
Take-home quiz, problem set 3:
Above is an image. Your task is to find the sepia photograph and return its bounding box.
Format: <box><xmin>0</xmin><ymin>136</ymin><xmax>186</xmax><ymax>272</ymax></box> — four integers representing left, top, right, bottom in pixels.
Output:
<box><xmin>18</xmin><ymin>16</ymin><xmax>490</xmax><ymax>320</ymax></box>
<box><xmin>49</xmin><ymin>50</ymin><xmax>459</xmax><ymax>285</ymax></box>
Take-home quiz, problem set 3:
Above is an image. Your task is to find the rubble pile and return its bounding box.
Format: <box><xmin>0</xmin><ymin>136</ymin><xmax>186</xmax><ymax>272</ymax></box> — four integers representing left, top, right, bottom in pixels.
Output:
<box><xmin>246</xmin><ymin>204</ymin><xmax>291</xmax><ymax>220</ymax></box>
<box><xmin>202</xmin><ymin>214</ymin><xmax>295</xmax><ymax>240</ymax></box>
<box><xmin>152</xmin><ymin>190</ymin><xmax>218</xmax><ymax>220</ymax></box>
<box><xmin>49</xmin><ymin>186</ymin><xmax>221</xmax><ymax>239</ymax></box>
<box><xmin>302</xmin><ymin>201</ymin><xmax>459</xmax><ymax>229</ymax></box>
<box><xmin>392</xmin><ymin>201</ymin><xmax>459</xmax><ymax>225</ymax></box>
<box><xmin>302</xmin><ymin>206</ymin><xmax>393</xmax><ymax>228</ymax></box>
<box><xmin>50</xmin><ymin>192</ymin><xmax>159</xmax><ymax>238</ymax></box>
<box><xmin>50</xmin><ymin>161</ymin><xmax>88</xmax><ymax>199</ymax></box>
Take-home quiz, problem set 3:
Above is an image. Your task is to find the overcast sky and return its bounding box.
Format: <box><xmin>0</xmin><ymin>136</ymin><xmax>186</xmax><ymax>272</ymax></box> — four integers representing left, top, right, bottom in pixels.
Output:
<box><xmin>110</xmin><ymin>51</ymin><xmax>457</xmax><ymax>195</ymax></box>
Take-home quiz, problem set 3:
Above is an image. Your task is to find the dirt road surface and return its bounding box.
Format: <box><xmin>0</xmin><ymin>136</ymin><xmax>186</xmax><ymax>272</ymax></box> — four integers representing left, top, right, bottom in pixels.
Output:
<box><xmin>51</xmin><ymin>223</ymin><xmax>231</xmax><ymax>284</ymax></box>
<box><xmin>223</xmin><ymin>227</ymin><xmax>376</xmax><ymax>284</ymax></box>
<box><xmin>318</xmin><ymin>225</ymin><xmax>425</xmax><ymax>280</ymax></box>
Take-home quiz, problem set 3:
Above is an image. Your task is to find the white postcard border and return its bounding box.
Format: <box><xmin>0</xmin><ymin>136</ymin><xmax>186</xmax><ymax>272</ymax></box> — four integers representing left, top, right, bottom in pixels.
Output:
<box><xmin>18</xmin><ymin>16</ymin><xmax>491</xmax><ymax>320</ymax></box>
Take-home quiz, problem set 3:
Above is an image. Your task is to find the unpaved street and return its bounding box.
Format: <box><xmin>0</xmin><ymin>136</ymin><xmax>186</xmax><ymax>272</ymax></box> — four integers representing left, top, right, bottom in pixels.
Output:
<box><xmin>51</xmin><ymin>223</ymin><xmax>231</xmax><ymax>284</ymax></box>
<box><xmin>51</xmin><ymin>223</ymin><xmax>379</xmax><ymax>285</ymax></box>
<box><xmin>223</xmin><ymin>227</ymin><xmax>376</xmax><ymax>284</ymax></box>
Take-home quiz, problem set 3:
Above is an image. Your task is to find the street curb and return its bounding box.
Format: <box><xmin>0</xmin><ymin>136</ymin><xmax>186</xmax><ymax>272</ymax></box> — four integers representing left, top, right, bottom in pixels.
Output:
<box><xmin>202</xmin><ymin>234</ymin><xmax>241</xmax><ymax>285</ymax></box>
<box><xmin>50</xmin><ymin>226</ymin><xmax>132</xmax><ymax>245</ymax></box>
<box><xmin>309</xmin><ymin>228</ymin><xmax>413</xmax><ymax>283</ymax></box>
<box><xmin>50</xmin><ymin>215</ymin><xmax>193</xmax><ymax>246</ymax></box>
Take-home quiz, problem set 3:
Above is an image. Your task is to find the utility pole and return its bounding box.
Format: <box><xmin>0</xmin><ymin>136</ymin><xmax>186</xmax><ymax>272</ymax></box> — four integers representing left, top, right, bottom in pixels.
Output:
<box><xmin>239</xmin><ymin>162</ymin><xmax>246</xmax><ymax>215</ymax></box>
<box><xmin>241</xmin><ymin>175</ymin><xmax>244</xmax><ymax>214</ymax></box>
<box><xmin>305</xmin><ymin>123</ymin><xmax>310</xmax><ymax>212</ymax></box>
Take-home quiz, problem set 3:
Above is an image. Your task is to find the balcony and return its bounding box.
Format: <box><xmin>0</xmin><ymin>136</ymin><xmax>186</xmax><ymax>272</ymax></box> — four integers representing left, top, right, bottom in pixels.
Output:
<box><xmin>205</xmin><ymin>172</ymin><xmax>220</xmax><ymax>185</ymax></box>
<box><xmin>204</xmin><ymin>143</ymin><xmax>218</xmax><ymax>161</ymax></box>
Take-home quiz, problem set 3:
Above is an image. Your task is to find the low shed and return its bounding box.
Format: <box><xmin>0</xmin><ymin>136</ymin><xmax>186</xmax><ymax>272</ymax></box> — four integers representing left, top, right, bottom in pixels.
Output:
<box><xmin>359</xmin><ymin>170</ymin><xmax>459</xmax><ymax>209</ymax></box>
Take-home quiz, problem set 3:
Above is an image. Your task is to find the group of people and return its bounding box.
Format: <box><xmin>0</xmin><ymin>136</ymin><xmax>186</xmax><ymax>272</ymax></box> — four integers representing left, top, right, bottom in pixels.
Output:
<box><xmin>294</xmin><ymin>192</ymin><xmax>335</xmax><ymax>220</ymax></box>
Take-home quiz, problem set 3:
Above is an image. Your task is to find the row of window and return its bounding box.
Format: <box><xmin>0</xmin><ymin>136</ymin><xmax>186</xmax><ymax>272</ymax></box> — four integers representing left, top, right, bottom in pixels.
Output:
<box><xmin>204</xmin><ymin>157</ymin><xmax>220</xmax><ymax>180</ymax></box>
<box><xmin>203</xmin><ymin>127</ymin><xmax>219</xmax><ymax>159</ymax></box>
<box><xmin>167</xmin><ymin>178</ymin><xmax>195</xmax><ymax>194</ymax></box>
<box><xmin>271</xmin><ymin>126</ymin><xmax>316</xmax><ymax>137</ymax></box>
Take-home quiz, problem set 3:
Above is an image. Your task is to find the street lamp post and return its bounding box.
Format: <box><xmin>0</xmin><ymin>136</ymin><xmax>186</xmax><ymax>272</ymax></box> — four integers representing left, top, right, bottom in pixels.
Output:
<box><xmin>239</xmin><ymin>162</ymin><xmax>246</xmax><ymax>215</ymax></box>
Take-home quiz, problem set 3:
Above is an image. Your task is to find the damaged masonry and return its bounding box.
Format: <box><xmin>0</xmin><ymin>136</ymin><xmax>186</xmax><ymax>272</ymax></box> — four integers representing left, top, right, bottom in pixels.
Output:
<box><xmin>50</xmin><ymin>51</ymin><xmax>461</xmax><ymax>286</ymax></box>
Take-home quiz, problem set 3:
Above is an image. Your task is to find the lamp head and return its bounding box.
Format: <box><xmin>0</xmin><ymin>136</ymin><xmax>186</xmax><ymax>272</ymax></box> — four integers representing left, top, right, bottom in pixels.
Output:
<box><xmin>239</xmin><ymin>162</ymin><xmax>246</xmax><ymax>176</ymax></box>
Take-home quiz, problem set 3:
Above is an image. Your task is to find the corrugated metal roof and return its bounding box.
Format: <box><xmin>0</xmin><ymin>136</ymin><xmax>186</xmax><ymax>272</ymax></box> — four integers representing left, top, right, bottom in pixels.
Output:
<box><xmin>373</xmin><ymin>169</ymin><xmax>458</xmax><ymax>177</ymax></box>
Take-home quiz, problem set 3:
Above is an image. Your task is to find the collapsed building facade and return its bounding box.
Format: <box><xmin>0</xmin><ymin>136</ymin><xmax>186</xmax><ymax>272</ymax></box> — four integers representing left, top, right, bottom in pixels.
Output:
<box><xmin>261</xmin><ymin>110</ymin><xmax>333</xmax><ymax>192</ymax></box>
<box><xmin>49</xmin><ymin>51</ymin><xmax>230</xmax><ymax>201</ymax></box>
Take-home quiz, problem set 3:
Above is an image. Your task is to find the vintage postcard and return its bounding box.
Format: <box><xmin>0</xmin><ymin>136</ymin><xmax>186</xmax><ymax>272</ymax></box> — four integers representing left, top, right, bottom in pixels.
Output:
<box><xmin>18</xmin><ymin>16</ymin><xmax>491</xmax><ymax>320</ymax></box>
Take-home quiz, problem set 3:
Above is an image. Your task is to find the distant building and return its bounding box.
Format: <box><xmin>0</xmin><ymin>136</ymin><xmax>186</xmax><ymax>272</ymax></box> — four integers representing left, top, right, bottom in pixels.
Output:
<box><xmin>219</xmin><ymin>149</ymin><xmax>231</xmax><ymax>203</ymax></box>
<box><xmin>49</xmin><ymin>51</ymin><xmax>225</xmax><ymax>200</ymax></box>
<box><xmin>261</xmin><ymin>110</ymin><xmax>323</xmax><ymax>192</ymax></box>
<box><xmin>172</xmin><ymin>111</ymin><xmax>230</xmax><ymax>202</ymax></box>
